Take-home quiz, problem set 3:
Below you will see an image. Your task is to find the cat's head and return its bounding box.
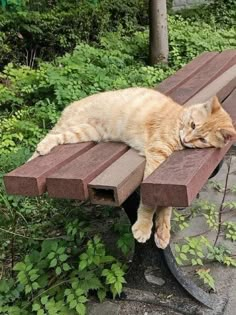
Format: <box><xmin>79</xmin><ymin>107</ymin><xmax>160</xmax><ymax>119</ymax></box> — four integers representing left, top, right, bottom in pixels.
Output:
<box><xmin>180</xmin><ymin>96</ymin><xmax>236</xmax><ymax>148</ymax></box>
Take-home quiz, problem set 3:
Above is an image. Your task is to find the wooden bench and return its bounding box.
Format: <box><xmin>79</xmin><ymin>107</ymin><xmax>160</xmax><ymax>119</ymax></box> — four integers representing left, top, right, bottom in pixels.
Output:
<box><xmin>4</xmin><ymin>50</ymin><xmax>236</xmax><ymax>311</ymax></box>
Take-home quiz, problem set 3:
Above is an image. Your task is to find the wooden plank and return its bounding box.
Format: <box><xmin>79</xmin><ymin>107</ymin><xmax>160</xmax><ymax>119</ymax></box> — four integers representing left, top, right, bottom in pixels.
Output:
<box><xmin>167</xmin><ymin>50</ymin><xmax>236</xmax><ymax>104</ymax></box>
<box><xmin>141</xmin><ymin>85</ymin><xmax>236</xmax><ymax>207</ymax></box>
<box><xmin>46</xmin><ymin>142</ymin><xmax>128</xmax><ymax>200</ymax></box>
<box><xmin>88</xmin><ymin>149</ymin><xmax>145</xmax><ymax>206</ymax></box>
<box><xmin>223</xmin><ymin>89</ymin><xmax>236</xmax><ymax>123</ymax></box>
<box><xmin>185</xmin><ymin>65</ymin><xmax>236</xmax><ymax>105</ymax></box>
<box><xmin>3</xmin><ymin>142</ymin><xmax>94</xmax><ymax>196</ymax></box>
<box><xmin>141</xmin><ymin>144</ymin><xmax>231</xmax><ymax>207</ymax></box>
<box><xmin>156</xmin><ymin>52</ymin><xmax>219</xmax><ymax>95</ymax></box>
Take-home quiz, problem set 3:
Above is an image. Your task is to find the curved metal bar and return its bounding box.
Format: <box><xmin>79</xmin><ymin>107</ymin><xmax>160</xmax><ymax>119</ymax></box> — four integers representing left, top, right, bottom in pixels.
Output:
<box><xmin>122</xmin><ymin>191</ymin><xmax>221</xmax><ymax>309</ymax></box>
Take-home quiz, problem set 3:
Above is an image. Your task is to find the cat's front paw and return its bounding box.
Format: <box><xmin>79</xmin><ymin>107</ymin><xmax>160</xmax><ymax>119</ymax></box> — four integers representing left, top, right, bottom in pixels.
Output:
<box><xmin>36</xmin><ymin>142</ymin><xmax>51</xmax><ymax>156</ymax></box>
<box><xmin>154</xmin><ymin>224</ymin><xmax>170</xmax><ymax>249</ymax></box>
<box><xmin>132</xmin><ymin>220</ymin><xmax>152</xmax><ymax>243</ymax></box>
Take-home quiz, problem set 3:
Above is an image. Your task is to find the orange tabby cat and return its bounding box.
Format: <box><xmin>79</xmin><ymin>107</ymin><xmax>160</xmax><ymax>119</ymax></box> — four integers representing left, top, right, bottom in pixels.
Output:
<box><xmin>30</xmin><ymin>87</ymin><xmax>236</xmax><ymax>249</ymax></box>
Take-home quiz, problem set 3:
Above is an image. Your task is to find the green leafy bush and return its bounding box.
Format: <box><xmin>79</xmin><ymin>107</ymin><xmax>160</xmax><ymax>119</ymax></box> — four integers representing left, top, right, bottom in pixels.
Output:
<box><xmin>168</xmin><ymin>15</ymin><xmax>236</xmax><ymax>66</ymax></box>
<box><xmin>0</xmin><ymin>0</ymin><xmax>149</xmax><ymax>68</ymax></box>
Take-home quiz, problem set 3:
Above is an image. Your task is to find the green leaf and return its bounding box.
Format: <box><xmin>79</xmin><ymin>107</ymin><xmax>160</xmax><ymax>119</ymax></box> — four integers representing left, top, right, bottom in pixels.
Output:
<box><xmin>67</xmin><ymin>293</ymin><xmax>75</xmax><ymax>303</ymax></box>
<box><xmin>63</xmin><ymin>263</ymin><xmax>71</xmax><ymax>271</ymax></box>
<box><xmin>197</xmin><ymin>251</ymin><xmax>204</xmax><ymax>258</ymax></box>
<box><xmin>13</xmin><ymin>262</ymin><xmax>26</xmax><ymax>271</ymax></box>
<box><xmin>97</xmin><ymin>289</ymin><xmax>106</xmax><ymax>302</ymax></box>
<box><xmin>56</xmin><ymin>266</ymin><xmax>62</xmax><ymax>275</ymax></box>
<box><xmin>180</xmin><ymin>253</ymin><xmax>188</xmax><ymax>261</ymax></box>
<box><xmin>78</xmin><ymin>295</ymin><xmax>88</xmax><ymax>303</ymax></box>
<box><xmin>197</xmin><ymin>258</ymin><xmax>203</xmax><ymax>266</ymax></box>
<box><xmin>57</xmin><ymin>247</ymin><xmax>66</xmax><ymax>255</ymax></box>
<box><xmin>32</xmin><ymin>282</ymin><xmax>40</xmax><ymax>290</ymax></box>
<box><xmin>49</xmin><ymin>258</ymin><xmax>57</xmax><ymax>268</ymax></box>
<box><xmin>80</xmin><ymin>253</ymin><xmax>88</xmax><ymax>260</ymax></box>
<box><xmin>41</xmin><ymin>295</ymin><xmax>48</xmax><ymax>305</ymax></box>
<box><xmin>114</xmin><ymin>281</ymin><xmax>122</xmax><ymax>295</ymax></box>
<box><xmin>175</xmin><ymin>244</ymin><xmax>181</xmax><ymax>253</ymax></box>
<box><xmin>181</xmin><ymin>245</ymin><xmax>190</xmax><ymax>253</ymax></box>
<box><xmin>38</xmin><ymin>309</ymin><xmax>45</xmax><ymax>315</ymax></box>
<box><xmin>76</xmin><ymin>303</ymin><xmax>86</xmax><ymax>315</ymax></box>
<box><xmin>69</xmin><ymin>299</ymin><xmax>77</xmax><ymax>309</ymax></box>
<box><xmin>32</xmin><ymin>303</ymin><xmax>41</xmax><ymax>311</ymax></box>
<box><xmin>64</xmin><ymin>289</ymin><xmax>72</xmax><ymax>296</ymax></box>
<box><xmin>59</xmin><ymin>254</ymin><xmax>69</xmax><ymax>262</ymax></box>
<box><xmin>47</xmin><ymin>252</ymin><xmax>55</xmax><ymax>260</ymax></box>
<box><xmin>176</xmin><ymin>257</ymin><xmax>183</xmax><ymax>265</ymax></box>
<box><xmin>30</xmin><ymin>274</ymin><xmax>40</xmax><ymax>282</ymax></box>
<box><xmin>25</xmin><ymin>284</ymin><xmax>32</xmax><ymax>294</ymax></box>
<box><xmin>79</xmin><ymin>260</ymin><xmax>87</xmax><ymax>271</ymax></box>
<box><xmin>106</xmin><ymin>274</ymin><xmax>116</xmax><ymax>284</ymax></box>
<box><xmin>75</xmin><ymin>288</ymin><xmax>84</xmax><ymax>296</ymax></box>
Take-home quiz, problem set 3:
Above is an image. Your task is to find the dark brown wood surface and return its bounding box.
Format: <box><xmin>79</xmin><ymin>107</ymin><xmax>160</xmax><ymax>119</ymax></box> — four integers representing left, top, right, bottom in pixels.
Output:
<box><xmin>46</xmin><ymin>142</ymin><xmax>128</xmax><ymax>200</ymax></box>
<box><xmin>157</xmin><ymin>52</ymin><xmax>219</xmax><ymax>94</ymax></box>
<box><xmin>141</xmin><ymin>144</ymin><xmax>232</xmax><ymax>207</ymax></box>
<box><xmin>3</xmin><ymin>142</ymin><xmax>94</xmax><ymax>196</ymax></box>
<box><xmin>167</xmin><ymin>50</ymin><xmax>236</xmax><ymax>104</ymax></box>
<box><xmin>88</xmin><ymin>149</ymin><xmax>145</xmax><ymax>206</ymax></box>
<box><xmin>185</xmin><ymin>65</ymin><xmax>236</xmax><ymax>106</ymax></box>
<box><xmin>222</xmin><ymin>89</ymin><xmax>236</xmax><ymax>122</ymax></box>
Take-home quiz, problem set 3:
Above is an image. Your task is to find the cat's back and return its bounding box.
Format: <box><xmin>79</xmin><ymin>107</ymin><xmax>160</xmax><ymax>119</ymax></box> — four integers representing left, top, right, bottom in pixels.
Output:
<box><xmin>63</xmin><ymin>87</ymin><xmax>169</xmax><ymax>119</ymax></box>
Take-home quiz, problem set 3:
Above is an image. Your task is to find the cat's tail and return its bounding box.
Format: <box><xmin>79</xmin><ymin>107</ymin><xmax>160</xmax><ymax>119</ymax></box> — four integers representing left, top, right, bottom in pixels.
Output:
<box><xmin>28</xmin><ymin>124</ymin><xmax>101</xmax><ymax>161</ymax></box>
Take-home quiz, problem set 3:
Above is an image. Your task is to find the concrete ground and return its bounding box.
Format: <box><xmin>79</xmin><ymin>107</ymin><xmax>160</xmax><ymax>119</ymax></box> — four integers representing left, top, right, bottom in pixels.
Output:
<box><xmin>88</xmin><ymin>149</ymin><xmax>236</xmax><ymax>315</ymax></box>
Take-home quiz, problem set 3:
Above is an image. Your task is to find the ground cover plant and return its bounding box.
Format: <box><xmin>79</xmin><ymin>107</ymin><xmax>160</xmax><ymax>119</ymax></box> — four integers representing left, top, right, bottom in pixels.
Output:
<box><xmin>0</xmin><ymin>1</ymin><xmax>236</xmax><ymax>314</ymax></box>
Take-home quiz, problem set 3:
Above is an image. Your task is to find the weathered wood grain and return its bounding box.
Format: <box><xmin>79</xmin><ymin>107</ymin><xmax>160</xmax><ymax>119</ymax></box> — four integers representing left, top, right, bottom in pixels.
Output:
<box><xmin>157</xmin><ymin>52</ymin><xmax>219</xmax><ymax>95</ymax></box>
<box><xmin>168</xmin><ymin>50</ymin><xmax>236</xmax><ymax>104</ymax></box>
<box><xmin>185</xmin><ymin>65</ymin><xmax>236</xmax><ymax>105</ymax></box>
<box><xmin>46</xmin><ymin>142</ymin><xmax>128</xmax><ymax>200</ymax></box>
<box><xmin>222</xmin><ymin>89</ymin><xmax>236</xmax><ymax>124</ymax></box>
<box><xmin>88</xmin><ymin>149</ymin><xmax>145</xmax><ymax>206</ymax></box>
<box><xmin>3</xmin><ymin>142</ymin><xmax>94</xmax><ymax>196</ymax></box>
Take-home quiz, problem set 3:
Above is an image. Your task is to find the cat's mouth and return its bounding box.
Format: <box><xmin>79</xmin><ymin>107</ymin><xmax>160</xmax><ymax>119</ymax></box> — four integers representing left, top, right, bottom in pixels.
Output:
<box><xmin>179</xmin><ymin>130</ymin><xmax>194</xmax><ymax>148</ymax></box>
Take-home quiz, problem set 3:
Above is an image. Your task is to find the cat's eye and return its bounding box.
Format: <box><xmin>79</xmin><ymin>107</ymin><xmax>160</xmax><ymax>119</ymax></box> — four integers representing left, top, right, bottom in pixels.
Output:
<box><xmin>191</xmin><ymin>122</ymin><xmax>196</xmax><ymax>130</ymax></box>
<box><xmin>199</xmin><ymin>138</ymin><xmax>207</xmax><ymax>143</ymax></box>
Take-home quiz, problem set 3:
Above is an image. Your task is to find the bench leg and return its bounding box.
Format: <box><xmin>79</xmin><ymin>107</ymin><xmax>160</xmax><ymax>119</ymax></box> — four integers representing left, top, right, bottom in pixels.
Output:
<box><xmin>122</xmin><ymin>191</ymin><xmax>222</xmax><ymax>310</ymax></box>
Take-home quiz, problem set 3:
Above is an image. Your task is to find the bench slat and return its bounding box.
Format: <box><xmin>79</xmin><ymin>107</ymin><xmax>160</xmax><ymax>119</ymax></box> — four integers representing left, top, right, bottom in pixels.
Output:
<box><xmin>185</xmin><ymin>65</ymin><xmax>236</xmax><ymax>105</ymax></box>
<box><xmin>223</xmin><ymin>89</ymin><xmax>236</xmax><ymax>123</ymax></box>
<box><xmin>88</xmin><ymin>149</ymin><xmax>145</xmax><ymax>206</ymax></box>
<box><xmin>168</xmin><ymin>50</ymin><xmax>236</xmax><ymax>104</ymax></box>
<box><xmin>141</xmin><ymin>144</ymin><xmax>231</xmax><ymax>207</ymax></box>
<box><xmin>157</xmin><ymin>52</ymin><xmax>219</xmax><ymax>94</ymax></box>
<box><xmin>141</xmin><ymin>88</ymin><xmax>236</xmax><ymax>207</ymax></box>
<box><xmin>3</xmin><ymin>142</ymin><xmax>94</xmax><ymax>196</ymax></box>
<box><xmin>46</xmin><ymin>142</ymin><xmax>128</xmax><ymax>200</ymax></box>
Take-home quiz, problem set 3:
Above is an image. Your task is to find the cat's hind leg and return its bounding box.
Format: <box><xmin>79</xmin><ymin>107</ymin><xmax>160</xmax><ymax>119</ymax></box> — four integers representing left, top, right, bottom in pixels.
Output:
<box><xmin>154</xmin><ymin>206</ymin><xmax>172</xmax><ymax>249</ymax></box>
<box><xmin>29</xmin><ymin>124</ymin><xmax>101</xmax><ymax>161</ymax></box>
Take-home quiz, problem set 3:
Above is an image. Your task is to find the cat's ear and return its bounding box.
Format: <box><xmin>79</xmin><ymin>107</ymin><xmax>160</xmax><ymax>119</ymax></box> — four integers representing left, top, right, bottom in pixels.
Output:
<box><xmin>203</xmin><ymin>96</ymin><xmax>221</xmax><ymax>115</ymax></box>
<box><xmin>219</xmin><ymin>127</ymin><xmax>236</xmax><ymax>143</ymax></box>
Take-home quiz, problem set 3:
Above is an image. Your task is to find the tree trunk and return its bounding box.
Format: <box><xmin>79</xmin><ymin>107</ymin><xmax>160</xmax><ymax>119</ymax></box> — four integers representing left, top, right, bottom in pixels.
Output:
<box><xmin>149</xmin><ymin>0</ymin><xmax>169</xmax><ymax>65</ymax></box>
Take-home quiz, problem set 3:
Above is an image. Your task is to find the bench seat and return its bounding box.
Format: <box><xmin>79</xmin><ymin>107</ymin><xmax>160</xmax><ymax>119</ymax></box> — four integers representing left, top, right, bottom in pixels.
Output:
<box><xmin>4</xmin><ymin>50</ymin><xmax>236</xmax><ymax>207</ymax></box>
